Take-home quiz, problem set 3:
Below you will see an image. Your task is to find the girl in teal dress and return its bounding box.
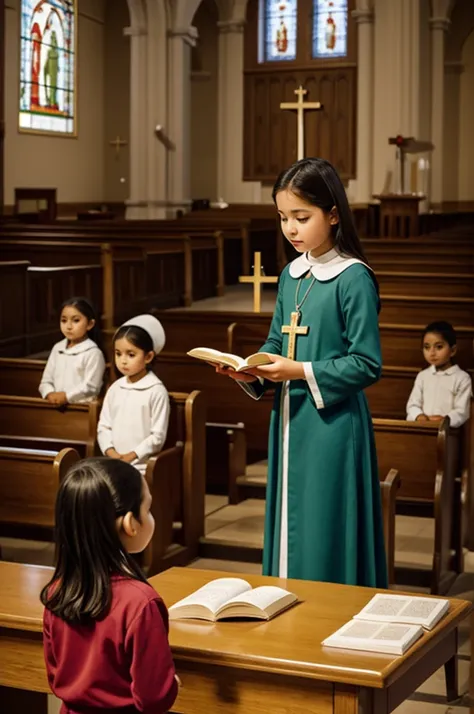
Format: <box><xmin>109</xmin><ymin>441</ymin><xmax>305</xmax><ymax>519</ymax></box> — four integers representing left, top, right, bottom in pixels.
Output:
<box><xmin>216</xmin><ymin>158</ymin><xmax>387</xmax><ymax>588</ymax></box>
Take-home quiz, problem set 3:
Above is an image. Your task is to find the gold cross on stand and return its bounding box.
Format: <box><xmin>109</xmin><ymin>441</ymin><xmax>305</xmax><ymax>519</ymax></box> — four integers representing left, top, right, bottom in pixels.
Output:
<box><xmin>281</xmin><ymin>312</ymin><xmax>309</xmax><ymax>360</ymax></box>
<box><xmin>239</xmin><ymin>252</ymin><xmax>278</xmax><ymax>313</ymax></box>
<box><xmin>109</xmin><ymin>135</ymin><xmax>128</xmax><ymax>159</ymax></box>
<box><xmin>280</xmin><ymin>86</ymin><xmax>322</xmax><ymax>160</ymax></box>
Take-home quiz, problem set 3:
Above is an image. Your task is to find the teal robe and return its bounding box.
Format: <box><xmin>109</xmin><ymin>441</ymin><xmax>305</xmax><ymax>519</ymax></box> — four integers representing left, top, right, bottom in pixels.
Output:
<box><xmin>243</xmin><ymin>253</ymin><xmax>388</xmax><ymax>588</ymax></box>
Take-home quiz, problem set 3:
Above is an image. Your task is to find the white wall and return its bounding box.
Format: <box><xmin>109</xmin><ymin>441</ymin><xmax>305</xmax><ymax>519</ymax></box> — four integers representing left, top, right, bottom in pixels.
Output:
<box><xmin>458</xmin><ymin>29</ymin><xmax>474</xmax><ymax>201</ymax></box>
<box><xmin>4</xmin><ymin>0</ymin><xmax>105</xmax><ymax>206</ymax></box>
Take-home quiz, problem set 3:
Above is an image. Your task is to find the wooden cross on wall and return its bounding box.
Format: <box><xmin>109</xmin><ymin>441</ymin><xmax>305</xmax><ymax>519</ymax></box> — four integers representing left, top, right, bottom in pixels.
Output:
<box><xmin>109</xmin><ymin>135</ymin><xmax>128</xmax><ymax>159</ymax></box>
<box><xmin>239</xmin><ymin>252</ymin><xmax>278</xmax><ymax>313</ymax></box>
<box><xmin>280</xmin><ymin>86</ymin><xmax>323</xmax><ymax>161</ymax></box>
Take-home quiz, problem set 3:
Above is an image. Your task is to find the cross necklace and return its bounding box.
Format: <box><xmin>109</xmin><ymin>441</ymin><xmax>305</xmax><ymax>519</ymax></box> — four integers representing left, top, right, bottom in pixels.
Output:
<box><xmin>281</xmin><ymin>272</ymin><xmax>316</xmax><ymax>360</ymax></box>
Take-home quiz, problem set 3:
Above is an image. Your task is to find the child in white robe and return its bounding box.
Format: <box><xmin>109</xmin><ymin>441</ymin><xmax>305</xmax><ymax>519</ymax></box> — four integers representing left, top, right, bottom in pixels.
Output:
<box><xmin>406</xmin><ymin>321</ymin><xmax>472</xmax><ymax>428</ymax></box>
<box><xmin>97</xmin><ymin>314</ymin><xmax>169</xmax><ymax>473</ymax></box>
<box><xmin>39</xmin><ymin>297</ymin><xmax>106</xmax><ymax>405</ymax></box>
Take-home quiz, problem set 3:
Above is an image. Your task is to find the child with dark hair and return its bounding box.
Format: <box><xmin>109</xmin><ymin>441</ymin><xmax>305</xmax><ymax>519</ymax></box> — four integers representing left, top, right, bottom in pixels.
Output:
<box><xmin>97</xmin><ymin>315</ymin><xmax>169</xmax><ymax>472</ymax></box>
<box><xmin>39</xmin><ymin>297</ymin><xmax>105</xmax><ymax>405</ymax></box>
<box><xmin>406</xmin><ymin>321</ymin><xmax>472</xmax><ymax>428</ymax></box>
<box><xmin>215</xmin><ymin>157</ymin><xmax>387</xmax><ymax>588</ymax></box>
<box><xmin>41</xmin><ymin>457</ymin><xmax>179</xmax><ymax>713</ymax></box>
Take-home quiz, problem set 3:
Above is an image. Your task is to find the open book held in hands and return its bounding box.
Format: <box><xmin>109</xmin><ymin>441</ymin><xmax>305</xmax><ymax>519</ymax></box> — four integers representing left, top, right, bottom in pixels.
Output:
<box><xmin>187</xmin><ymin>347</ymin><xmax>273</xmax><ymax>372</ymax></box>
<box><xmin>168</xmin><ymin>577</ymin><xmax>298</xmax><ymax>622</ymax></box>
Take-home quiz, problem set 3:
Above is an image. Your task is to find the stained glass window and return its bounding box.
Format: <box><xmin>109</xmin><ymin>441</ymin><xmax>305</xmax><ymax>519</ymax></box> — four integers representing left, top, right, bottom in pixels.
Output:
<box><xmin>19</xmin><ymin>0</ymin><xmax>76</xmax><ymax>135</ymax></box>
<box><xmin>260</xmin><ymin>0</ymin><xmax>298</xmax><ymax>62</ymax></box>
<box><xmin>312</xmin><ymin>0</ymin><xmax>348</xmax><ymax>59</ymax></box>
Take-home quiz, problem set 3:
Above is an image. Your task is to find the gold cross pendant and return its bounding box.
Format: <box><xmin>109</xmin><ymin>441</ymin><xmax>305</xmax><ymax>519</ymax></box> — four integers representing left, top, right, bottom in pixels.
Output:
<box><xmin>281</xmin><ymin>311</ymin><xmax>309</xmax><ymax>360</ymax></box>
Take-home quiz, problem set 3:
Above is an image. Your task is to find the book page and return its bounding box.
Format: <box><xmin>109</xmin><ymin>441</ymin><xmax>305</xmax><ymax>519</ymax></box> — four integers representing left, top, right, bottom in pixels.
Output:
<box><xmin>327</xmin><ymin>620</ymin><xmax>420</xmax><ymax>643</ymax></box>
<box><xmin>169</xmin><ymin>578</ymin><xmax>251</xmax><ymax>616</ymax></box>
<box><xmin>245</xmin><ymin>353</ymin><xmax>274</xmax><ymax>368</ymax></box>
<box><xmin>220</xmin><ymin>586</ymin><xmax>294</xmax><ymax>611</ymax></box>
<box><xmin>399</xmin><ymin>599</ymin><xmax>446</xmax><ymax>619</ymax></box>
<box><xmin>362</xmin><ymin>596</ymin><xmax>410</xmax><ymax>618</ymax></box>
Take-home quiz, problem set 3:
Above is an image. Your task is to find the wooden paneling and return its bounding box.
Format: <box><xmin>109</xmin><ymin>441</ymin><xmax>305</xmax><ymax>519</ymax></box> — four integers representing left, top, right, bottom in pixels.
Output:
<box><xmin>243</xmin><ymin>0</ymin><xmax>357</xmax><ymax>181</ymax></box>
<box><xmin>244</xmin><ymin>68</ymin><xmax>357</xmax><ymax>182</ymax></box>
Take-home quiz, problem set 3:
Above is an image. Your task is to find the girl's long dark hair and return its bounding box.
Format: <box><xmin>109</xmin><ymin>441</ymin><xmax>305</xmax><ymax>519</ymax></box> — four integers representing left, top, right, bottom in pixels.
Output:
<box><xmin>41</xmin><ymin>458</ymin><xmax>148</xmax><ymax>624</ymax></box>
<box><xmin>272</xmin><ymin>157</ymin><xmax>370</xmax><ymax>265</ymax></box>
<box><xmin>61</xmin><ymin>296</ymin><xmax>104</xmax><ymax>353</ymax></box>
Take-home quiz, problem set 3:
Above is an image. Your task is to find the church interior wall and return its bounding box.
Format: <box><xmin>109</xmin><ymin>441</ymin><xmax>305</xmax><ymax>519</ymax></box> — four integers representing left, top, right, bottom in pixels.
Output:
<box><xmin>190</xmin><ymin>0</ymin><xmax>219</xmax><ymax>201</ymax></box>
<box><xmin>4</xmin><ymin>0</ymin><xmax>106</xmax><ymax>207</ymax></box>
<box><xmin>103</xmin><ymin>0</ymin><xmax>131</xmax><ymax>203</ymax></box>
<box><xmin>458</xmin><ymin>28</ymin><xmax>474</xmax><ymax>201</ymax></box>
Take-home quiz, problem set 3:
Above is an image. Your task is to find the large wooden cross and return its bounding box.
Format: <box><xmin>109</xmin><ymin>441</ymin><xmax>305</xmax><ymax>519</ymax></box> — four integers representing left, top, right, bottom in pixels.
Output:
<box><xmin>239</xmin><ymin>252</ymin><xmax>278</xmax><ymax>313</ymax></box>
<box><xmin>281</xmin><ymin>311</ymin><xmax>308</xmax><ymax>360</ymax></box>
<box><xmin>109</xmin><ymin>135</ymin><xmax>128</xmax><ymax>159</ymax></box>
<box><xmin>280</xmin><ymin>86</ymin><xmax>322</xmax><ymax>160</ymax></box>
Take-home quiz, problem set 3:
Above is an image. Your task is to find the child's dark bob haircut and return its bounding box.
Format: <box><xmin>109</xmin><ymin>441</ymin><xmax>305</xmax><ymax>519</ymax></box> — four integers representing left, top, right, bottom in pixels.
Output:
<box><xmin>423</xmin><ymin>321</ymin><xmax>457</xmax><ymax>348</ymax></box>
<box><xmin>113</xmin><ymin>325</ymin><xmax>155</xmax><ymax>376</ymax></box>
<box><xmin>40</xmin><ymin>458</ymin><xmax>147</xmax><ymax>624</ymax></box>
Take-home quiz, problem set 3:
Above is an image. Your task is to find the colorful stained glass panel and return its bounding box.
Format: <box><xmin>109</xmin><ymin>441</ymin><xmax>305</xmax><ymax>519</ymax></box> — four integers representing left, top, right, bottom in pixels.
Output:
<box><xmin>262</xmin><ymin>0</ymin><xmax>298</xmax><ymax>62</ymax></box>
<box><xmin>312</xmin><ymin>0</ymin><xmax>348</xmax><ymax>59</ymax></box>
<box><xmin>19</xmin><ymin>0</ymin><xmax>76</xmax><ymax>135</ymax></box>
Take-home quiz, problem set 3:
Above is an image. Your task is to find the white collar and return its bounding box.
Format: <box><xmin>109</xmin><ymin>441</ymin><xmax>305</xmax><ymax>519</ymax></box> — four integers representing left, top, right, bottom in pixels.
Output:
<box><xmin>429</xmin><ymin>364</ymin><xmax>459</xmax><ymax>376</ymax></box>
<box><xmin>58</xmin><ymin>338</ymin><xmax>98</xmax><ymax>355</ymax></box>
<box><xmin>288</xmin><ymin>248</ymin><xmax>370</xmax><ymax>281</ymax></box>
<box><xmin>118</xmin><ymin>371</ymin><xmax>161</xmax><ymax>390</ymax></box>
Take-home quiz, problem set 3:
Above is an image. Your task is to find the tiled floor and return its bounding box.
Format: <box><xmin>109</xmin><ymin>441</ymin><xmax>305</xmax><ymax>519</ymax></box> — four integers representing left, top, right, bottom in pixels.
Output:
<box><xmin>2</xmin><ymin>494</ymin><xmax>472</xmax><ymax>714</ymax></box>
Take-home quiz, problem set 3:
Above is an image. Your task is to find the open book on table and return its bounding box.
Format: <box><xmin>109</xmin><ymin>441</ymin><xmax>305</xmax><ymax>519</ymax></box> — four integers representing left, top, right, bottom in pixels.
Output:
<box><xmin>322</xmin><ymin>593</ymin><xmax>449</xmax><ymax>656</ymax></box>
<box><xmin>187</xmin><ymin>347</ymin><xmax>272</xmax><ymax>372</ymax></box>
<box><xmin>168</xmin><ymin>577</ymin><xmax>298</xmax><ymax>622</ymax></box>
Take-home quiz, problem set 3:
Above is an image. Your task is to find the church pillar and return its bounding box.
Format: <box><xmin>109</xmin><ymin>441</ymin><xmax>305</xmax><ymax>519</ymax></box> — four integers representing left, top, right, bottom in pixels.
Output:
<box><xmin>351</xmin><ymin>7</ymin><xmax>374</xmax><ymax>204</ymax></box>
<box><xmin>167</xmin><ymin>27</ymin><xmax>197</xmax><ymax>216</ymax></box>
<box><xmin>217</xmin><ymin>20</ymin><xmax>260</xmax><ymax>203</ymax></box>
<box><xmin>443</xmin><ymin>61</ymin><xmax>463</xmax><ymax>202</ymax></box>
<box><xmin>429</xmin><ymin>16</ymin><xmax>450</xmax><ymax>207</ymax></box>
<box><xmin>124</xmin><ymin>24</ymin><xmax>148</xmax><ymax>220</ymax></box>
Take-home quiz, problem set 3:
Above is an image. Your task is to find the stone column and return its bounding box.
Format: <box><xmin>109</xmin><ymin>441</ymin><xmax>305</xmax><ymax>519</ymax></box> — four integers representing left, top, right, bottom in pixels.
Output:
<box><xmin>166</xmin><ymin>26</ymin><xmax>197</xmax><ymax>216</ymax></box>
<box><xmin>443</xmin><ymin>60</ymin><xmax>463</xmax><ymax>202</ymax></box>
<box><xmin>124</xmin><ymin>25</ymin><xmax>148</xmax><ymax>219</ymax></box>
<box><xmin>351</xmin><ymin>7</ymin><xmax>374</xmax><ymax>203</ymax></box>
<box><xmin>430</xmin><ymin>16</ymin><xmax>450</xmax><ymax>207</ymax></box>
<box><xmin>217</xmin><ymin>19</ymin><xmax>260</xmax><ymax>203</ymax></box>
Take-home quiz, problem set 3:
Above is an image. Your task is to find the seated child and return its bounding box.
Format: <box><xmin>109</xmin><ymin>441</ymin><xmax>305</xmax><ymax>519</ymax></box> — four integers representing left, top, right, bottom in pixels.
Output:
<box><xmin>41</xmin><ymin>457</ymin><xmax>179</xmax><ymax>713</ymax></box>
<box><xmin>97</xmin><ymin>314</ymin><xmax>169</xmax><ymax>473</ymax></box>
<box><xmin>406</xmin><ymin>321</ymin><xmax>472</xmax><ymax>428</ymax></box>
<box><xmin>39</xmin><ymin>297</ymin><xmax>106</xmax><ymax>405</ymax></box>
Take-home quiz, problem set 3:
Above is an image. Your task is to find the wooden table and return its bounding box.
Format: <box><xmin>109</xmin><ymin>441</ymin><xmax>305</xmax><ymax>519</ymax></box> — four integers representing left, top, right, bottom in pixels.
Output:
<box><xmin>0</xmin><ymin>563</ymin><xmax>471</xmax><ymax>714</ymax></box>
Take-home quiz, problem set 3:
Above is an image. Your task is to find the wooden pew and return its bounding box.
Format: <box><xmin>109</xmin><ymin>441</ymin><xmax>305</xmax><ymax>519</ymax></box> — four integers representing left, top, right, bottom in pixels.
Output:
<box><xmin>0</xmin><ymin>262</ymin><xmax>29</xmax><ymax>357</ymax></box>
<box><xmin>373</xmin><ymin>417</ymin><xmax>462</xmax><ymax>594</ymax></box>
<box><xmin>371</xmin><ymin>259</ymin><xmax>474</xmax><ymax>275</ymax></box>
<box><xmin>139</xmin><ymin>390</ymin><xmax>206</xmax><ymax>576</ymax></box>
<box><xmin>376</xmin><ymin>271</ymin><xmax>474</xmax><ymax>298</ymax></box>
<box><xmin>0</xmin><ymin>397</ymin><xmax>100</xmax><ymax>457</ymax></box>
<box><xmin>0</xmin><ymin>447</ymin><xmax>80</xmax><ymax>539</ymax></box>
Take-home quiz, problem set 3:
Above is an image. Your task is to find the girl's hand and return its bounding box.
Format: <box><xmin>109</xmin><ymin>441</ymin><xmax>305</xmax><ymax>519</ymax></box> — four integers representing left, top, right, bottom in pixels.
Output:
<box><xmin>214</xmin><ymin>364</ymin><xmax>258</xmax><ymax>383</ymax></box>
<box><xmin>120</xmin><ymin>451</ymin><xmax>138</xmax><ymax>464</ymax></box>
<box><xmin>47</xmin><ymin>392</ymin><xmax>68</xmax><ymax>406</ymax></box>
<box><xmin>428</xmin><ymin>415</ymin><xmax>443</xmax><ymax>422</ymax></box>
<box><xmin>106</xmin><ymin>448</ymin><xmax>121</xmax><ymax>459</ymax></box>
<box><xmin>415</xmin><ymin>414</ymin><xmax>429</xmax><ymax>422</ymax></box>
<box><xmin>249</xmin><ymin>354</ymin><xmax>305</xmax><ymax>382</ymax></box>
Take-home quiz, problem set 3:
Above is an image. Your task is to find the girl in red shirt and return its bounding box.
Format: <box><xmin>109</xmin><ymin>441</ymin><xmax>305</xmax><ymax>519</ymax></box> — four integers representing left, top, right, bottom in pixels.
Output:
<box><xmin>41</xmin><ymin>457</ymin><xmax>179</xmax><ymax>714</ymax></box>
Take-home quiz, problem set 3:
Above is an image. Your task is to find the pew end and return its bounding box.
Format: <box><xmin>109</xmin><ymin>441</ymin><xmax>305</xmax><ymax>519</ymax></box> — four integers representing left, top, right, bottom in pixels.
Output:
<box><xmin>138</xmin><ymin>390</ymin><xmax>206</xmax><ymax>577</ymax></box>
<box><xmin>206</xmin><ymin>422</ymin><xmax>247</xmax><ymax>504</ymax></box>
<box><xmin>379</xmin><ymin>468</ymin><xmax>400</xmax><ymax>587</ymax></box>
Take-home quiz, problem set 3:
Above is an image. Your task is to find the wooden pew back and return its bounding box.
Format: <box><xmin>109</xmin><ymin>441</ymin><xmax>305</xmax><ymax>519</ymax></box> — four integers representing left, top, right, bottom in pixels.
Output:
<box><xmin>0</xmin><ymin>262</ymin><xmax>29</xmax><ymax>357</ymax></box>
<box><xmin>0</xmin><ymin>397</ymin><xmax>100</xmax><ymax>457</ymax></box>
<box><xmin>0</xmin><ymin>447</ymin><xmax>80</xmax><ymax>533</ymax></box>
